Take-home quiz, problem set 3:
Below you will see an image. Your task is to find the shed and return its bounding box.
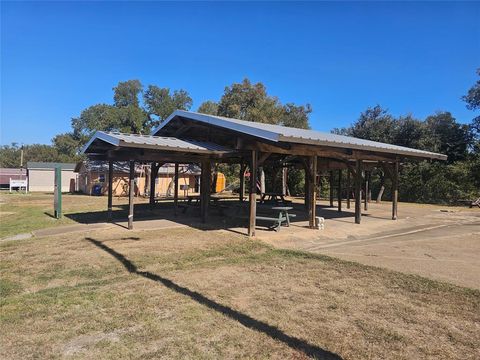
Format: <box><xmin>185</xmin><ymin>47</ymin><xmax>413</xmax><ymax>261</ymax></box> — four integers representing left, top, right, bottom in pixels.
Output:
<box><xmin>75</xmin><ymin>160</ymin><xmax>201</xmax><ymax>197</ymax></box>
<box><xmin>26</xmin><ymin>162</ymin><xmax>77</xmax><ymax>192</ymax></box>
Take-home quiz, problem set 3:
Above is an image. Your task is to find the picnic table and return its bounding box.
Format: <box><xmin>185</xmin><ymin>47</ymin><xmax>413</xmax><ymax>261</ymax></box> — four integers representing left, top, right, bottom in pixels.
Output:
<box><xmin>260</xmin><ymin>192</ymin><xmax>291</xmax><ymax>204</ymax></box>
<box><xmin>271</xmin><ymin>206</ymin><xmax>295</xmax><ymax>227</ymax></box>
<box><xmin>254</xmin><ymin>206</ymin><xmax>295</xmax><ymax>232</ymax></box>
<box><xmin>182</xmin><ymin>194</ymin><xmax>238</xmax><ymax>215</ymax></box>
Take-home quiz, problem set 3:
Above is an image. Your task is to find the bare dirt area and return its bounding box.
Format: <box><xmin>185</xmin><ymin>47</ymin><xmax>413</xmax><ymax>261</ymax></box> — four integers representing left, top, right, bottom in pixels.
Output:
<box><xmin>260</xmin><ymin>201</ymin><xmax>480</xmax><ymax>289</ymax></box>
<box><xmin>1</xmin><ymin>227</ymin><xmax>479</xmax><ymax>359</ymax></box>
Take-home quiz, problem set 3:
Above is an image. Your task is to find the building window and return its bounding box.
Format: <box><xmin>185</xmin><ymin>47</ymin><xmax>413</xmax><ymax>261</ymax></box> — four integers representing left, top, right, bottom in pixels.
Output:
<box><xmin>99</xmin><ymin>174</ymin><xmax>105</xmax><ymax>183</ymax></box>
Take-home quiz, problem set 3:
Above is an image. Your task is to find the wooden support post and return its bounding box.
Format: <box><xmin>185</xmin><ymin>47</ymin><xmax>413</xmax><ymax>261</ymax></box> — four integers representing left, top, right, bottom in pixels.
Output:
<box><xmin>355</xmin><ymin>160</ymin><xmax>362</xmax><ymax>224</ymax></box>
<box><xmin>128</xmin><ymin>160</ymin><xmax>135</xmax><ymax>230</ymax></box>
<box><xmin>174</xmin><ymin>163</ymin><xmax>179</xmax><ymax>216</ymax></box>
<box><xmin>364</xmin><ymin>171</ymin><xmax>369</xmax><ymax>211</ymax></box>
<box><xmin>107</xmin><ymin>160</ymin><xmax>113</xmax><ymax>221</ymax></box>
<box><xmin>248</xmin><ymin>150</ymin><xmax>257</xmax><ymax>237</ymax></box>
<box><xmin>149</xmin><ymin>162</ymin><xmax>157</xmax><ymax>209</ymax></box>
<box><xmin>239</xmin><ymin>162</ymin><xmax>245</xmax><ymax>202</ymax></box>
<box><xmin>304</xmin><ymin>164</ymin><xmax>310</xmax><ymax>210</ymax></box>
<box><xmin>367</xmin><ymin>171</ymin><xmax>372</xmax><ymax>203</ymax></box>
<box><xmin>282</xmin><ymin>167</ymin><xmax>288</xmax><ymax>196</ymax></box>
<box><xmin>337</xmin><ymin>169</ymin><xmax>342</xmax><ymax>212</ymax></box>
<box><xmin>392</xmin><ymin>160</ymin><xmax>399</xmax><ymax>220</ymax></box>
<box><xmin>309</xmin><ymin>155</ymin><xmax>317</xmax><ymax>228</ymax></box>
<box><xmin>346</xmin><ymin>170</ymin><xmax>351</xmax><ymax>210</ymax></box>
<box><xmin>329</xmin><ymin>171</ymin><xmax>334</xmax><ymax>207</ymax></box>
<box><xmin>200</xmin><ymin>160</ymin><xmax>211</xmax><ymax>223</ymax></box>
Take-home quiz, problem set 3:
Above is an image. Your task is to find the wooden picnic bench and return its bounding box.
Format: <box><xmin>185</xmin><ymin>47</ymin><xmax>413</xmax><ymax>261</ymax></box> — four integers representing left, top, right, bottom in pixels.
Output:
<box><xmin>255</xmin><ymin>212</ymin><xmax>287</xmax><ymax>232</ymax></box>
<box><xmin>260</xmin><ymin>192</ymin><xmax>292</xmax><ymax>205</ymax></box>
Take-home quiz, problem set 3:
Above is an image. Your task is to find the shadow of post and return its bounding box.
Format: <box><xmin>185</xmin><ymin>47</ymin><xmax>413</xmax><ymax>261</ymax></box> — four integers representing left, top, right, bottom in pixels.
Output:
<box><xmin>85</xmin><ymin>237</ymin><xmax>342</xmax><ymax>360</ymax></box>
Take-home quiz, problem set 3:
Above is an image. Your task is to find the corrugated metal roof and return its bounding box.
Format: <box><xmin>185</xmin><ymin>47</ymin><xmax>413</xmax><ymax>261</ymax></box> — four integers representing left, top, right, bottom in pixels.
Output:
<box><xmin>153</xmin><ymin>110</ymin><xmax>447</xmax><ymax>160</ymax></box>
<box><xmin>82</xmin><ymin>131</ymin><xmax>232</xmax><ymax>154</ymax></box>
<box><xmin>27</xmin><ymin>162</ymin><xmax>76</xmax><ymax>170</ymax></box>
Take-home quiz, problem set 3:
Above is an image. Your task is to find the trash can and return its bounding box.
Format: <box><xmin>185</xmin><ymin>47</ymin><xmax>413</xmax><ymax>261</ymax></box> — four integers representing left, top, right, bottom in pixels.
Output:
<box><xmin>92</xmin><ymin>184</ymin><xmax>102</xmax><ymax>196</ymax></box>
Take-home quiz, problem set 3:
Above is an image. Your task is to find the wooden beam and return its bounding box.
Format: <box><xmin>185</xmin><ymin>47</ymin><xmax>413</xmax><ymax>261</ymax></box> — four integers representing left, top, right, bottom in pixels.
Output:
<box><xmin>392</xmin><ymin>160</ymin><xmax>399</xmax><ymax>220</ymax></box>
<box><xmin>257</xmin><ymin>152</ymin><xmax>271</xmax><ymax>166</ymax></box>
<box><xmin>200</xmin><ymin>160</ymin><xmax>211</xmax><ymax>223</ymax></box>
<box><xmin>107</xmin><ymin>160</ymin><xmax>113</xmax><ymax>221</ymax></box>
<box><xmin>174</xmin><ymin>163</ymin><xmax>179</xmax><ymax>216</ymax></box>
<box><xmin>309</xmin><ymin>155</ymin><xmax>317</xmax><ymax>228</ymax></box>
<box><xmin>128</xmin><ymin>160</ymin><xmax>135</xmax><ymax>230</ymax></box>
<box><xmin>149</xmin><ymin>162</ymin><xmax>157</xmax><ymax>209</ymax></box>
<box><xmin>364</xmin><ymin>171</ymin><xmax>369</xmax><ymax>211</ymax></box>
<box><xmin>355</xmin><ymin>160</ymin><xmax>362</xmax><ymax>224</ymax></box>
<box><xmin>248</xmin><ymin>150</ymin><xmax>257</xmax><ymax>237</ymax></box>
<box><xmin>239</xmin><ymin>162</ymin><xmax>245</xmax><ymax>202</ymax></box>
<box><xmin>304</xmin><ymin>160</ymin><xmax>310</xmax><ymax>210</ymax></box>
<box><xmin>338</xmin><ymin>169</ymin><xmax>342</xmax><ymax>212</ymax></box>
<box><xmin>367</xmin><ymin>171</ymin><xmax>372</xmax><ymax>203</ymax></box>
<box><xmin>329</xmin><ymin>171</ymin><xmax>334</xmax><ymax>207</ymax></box>
<box><xmin>346</xmin><ymin>169</ymin><xmax>351</xmax><ymax>209</ymax></box>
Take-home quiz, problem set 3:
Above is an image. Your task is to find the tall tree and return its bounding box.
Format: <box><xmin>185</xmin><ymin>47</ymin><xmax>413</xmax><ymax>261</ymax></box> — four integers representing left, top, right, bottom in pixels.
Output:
<box><xmin>425</xmin><ymin>112</ymin><xmax>472</xmax><ymax>162</ymax></box>
<box><xmin>462</xmin><ymin>68</ymin><xmax>480</xmax><ymax>136</ymax></box>
<box><xmin>281</xmin><ymin>103</ymin><xmax>311</xmax><ymax>129</ymax></box>
<box><xmin>393</xmin><ymin>115</ymin><xmax>428</xmax><ymax>149</ymax></box>
<box><xmin>71</xmin><ymin>104</ymin><xmax>121</xmax><ymax>141</ymax></box>
<box><xmin>341</xmin><ymin>105</ymin><xmax>396</xmax><ymax>143</ymax></box>
<box><xmin>144</xmin><ymin>85</ymin><xmax>192</xmax><ymax>126</ymax></box>
<box><xmin>197</xmin><ymin>100</ymin><xmax>219</xmax><ymax>115</ymax></box>
<box><xmin>215</xmin><ymin>78</ymin><xmax>311</xmax><ymax>129</ymax></box>
<box><xmin>52</xmin><ymin>133</ymin><xmax>82</xmax><ymax>162</ymax></box>
<box><xmin>217</xmin><ymin>79</ymin><xmax>282</xmax><ymax>124</ymax></box>
<box><xmin>113</xmin><ymin>80</ymin><xmax>143</xmax><ymax>108</ymax></box>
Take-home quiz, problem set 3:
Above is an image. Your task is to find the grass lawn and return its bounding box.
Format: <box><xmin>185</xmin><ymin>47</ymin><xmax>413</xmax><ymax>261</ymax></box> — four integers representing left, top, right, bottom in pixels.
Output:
<box><xmin>1</xmin><ymin>227</ymin><xmax>479</xmax><ymax>359</ymax></box>
<box><xmin>0</xmin><ymin>192</ymin><xmax>138</xmax><ymax>239</ymax></box>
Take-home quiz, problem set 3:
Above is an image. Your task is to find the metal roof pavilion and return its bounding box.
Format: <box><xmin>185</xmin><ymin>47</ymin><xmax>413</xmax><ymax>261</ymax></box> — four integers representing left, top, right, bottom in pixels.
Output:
<box><xmin>152</xmin><ymin>110</ymin><xmax>447</xmax><ymax>161</ymax></box>
<box><xmin>81</xmin><ymin>109</ymin><xmax>448</xmax><ymax>236</ymax></box>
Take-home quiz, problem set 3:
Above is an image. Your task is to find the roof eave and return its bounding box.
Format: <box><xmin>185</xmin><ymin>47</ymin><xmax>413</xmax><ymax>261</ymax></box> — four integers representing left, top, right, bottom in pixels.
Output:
<box><xmin>152</xmin><ymin>110</ymin><xmax>281</xmax><ymax>142</ymax></box>
<box><xmin>278</xmin><ymin>135</ymin><xmax>448</xmax><ymax>161</ymax></box>
<box><xmin>81</xmin><ymin>131</ymin><xmax>121</xmax><ymax>154</ymax></box>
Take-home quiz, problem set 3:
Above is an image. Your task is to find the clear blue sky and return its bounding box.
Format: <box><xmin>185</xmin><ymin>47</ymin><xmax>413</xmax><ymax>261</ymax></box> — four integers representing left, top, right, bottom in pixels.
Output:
<box><xmin>1</xmin><ymin>1</ymin><xmax>479</xmax><ymax>145</ymax></box>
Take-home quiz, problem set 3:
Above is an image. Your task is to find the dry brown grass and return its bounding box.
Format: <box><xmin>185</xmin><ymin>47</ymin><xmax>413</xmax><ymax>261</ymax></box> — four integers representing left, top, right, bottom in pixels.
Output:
<box><xmin>1</xmin><ymin>227</ymin><xmax>479</xmax><ymax>359</ymax></box>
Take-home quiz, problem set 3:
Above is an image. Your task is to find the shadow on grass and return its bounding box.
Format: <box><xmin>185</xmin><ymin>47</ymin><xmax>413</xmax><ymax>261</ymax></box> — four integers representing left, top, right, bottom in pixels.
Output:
<box><xmin>85</xmin><ymin>237</ymin><xmax>342</xmax><ymax>360</ymax></box>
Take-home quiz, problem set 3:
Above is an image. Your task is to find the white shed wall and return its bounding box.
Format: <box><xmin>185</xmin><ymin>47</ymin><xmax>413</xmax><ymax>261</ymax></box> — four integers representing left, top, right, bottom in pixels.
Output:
<box><xmin>28</xmin><ymin>169</ymin><xmax>78</xmax><ymax>192</ymax></box>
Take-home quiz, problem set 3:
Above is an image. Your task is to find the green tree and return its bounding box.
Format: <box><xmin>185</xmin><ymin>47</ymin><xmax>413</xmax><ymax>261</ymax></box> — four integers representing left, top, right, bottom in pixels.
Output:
<box><xmin>425</xmin><ymin>112</ymin><xmax>472</xmax><ymax>162</ymax></box>
<box><xmin>0</xmin><ymin>143</ymin><xmax>65</xmax><ymax>167</ymax></box>
<box><xmin>71</xmin><ymin>104</ymin><xmax>121</xmax><ymax>141</ymax></box>
<box><xmin>462</xmin><ymin>68</ymin><xmax>480</xmax><ymax>112</ymax></box>
<box><xmin>217</xmin><ymin>79</ymin><xmax>283</xmax><ymax>124</ymax></box>
<box><xmin>393</xmin><ymin>115</ymin><xmax>428</xmax><ymax>149</ymax></box>
<box><xmin>52</xmin><ymin>133</ymin><xmax>82</xmax><ymax>162</ymax></box>
<box><xmin>113</xmin><ymin>80</ymin><xmax>143</xmax><ymax>108</ymax></box>
<box><xmin>144</xmin><ymin>85</ymin><xmax>192</xmax><ymax>126</ymax></box>
<box><xmin>335</xmin><ymin>105</ymin><xmax>396</xmax><ymax>143</ymax></box>
<box><xmin>281</xmin><ymin>103</ymin><xmax>311</xmax><ymax>129</ymax></box>
<box><xmin>197</xmin><ymin>100</ymin><xmax>219</xmax><ymax>115</ymax></box>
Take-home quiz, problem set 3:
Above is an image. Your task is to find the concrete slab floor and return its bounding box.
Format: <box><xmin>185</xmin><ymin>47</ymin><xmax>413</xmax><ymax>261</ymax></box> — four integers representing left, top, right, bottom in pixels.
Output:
<box><xmin>258</xmin><ymin>200</ymin><xmax>480</xmax><ymax>289</ymax></box>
